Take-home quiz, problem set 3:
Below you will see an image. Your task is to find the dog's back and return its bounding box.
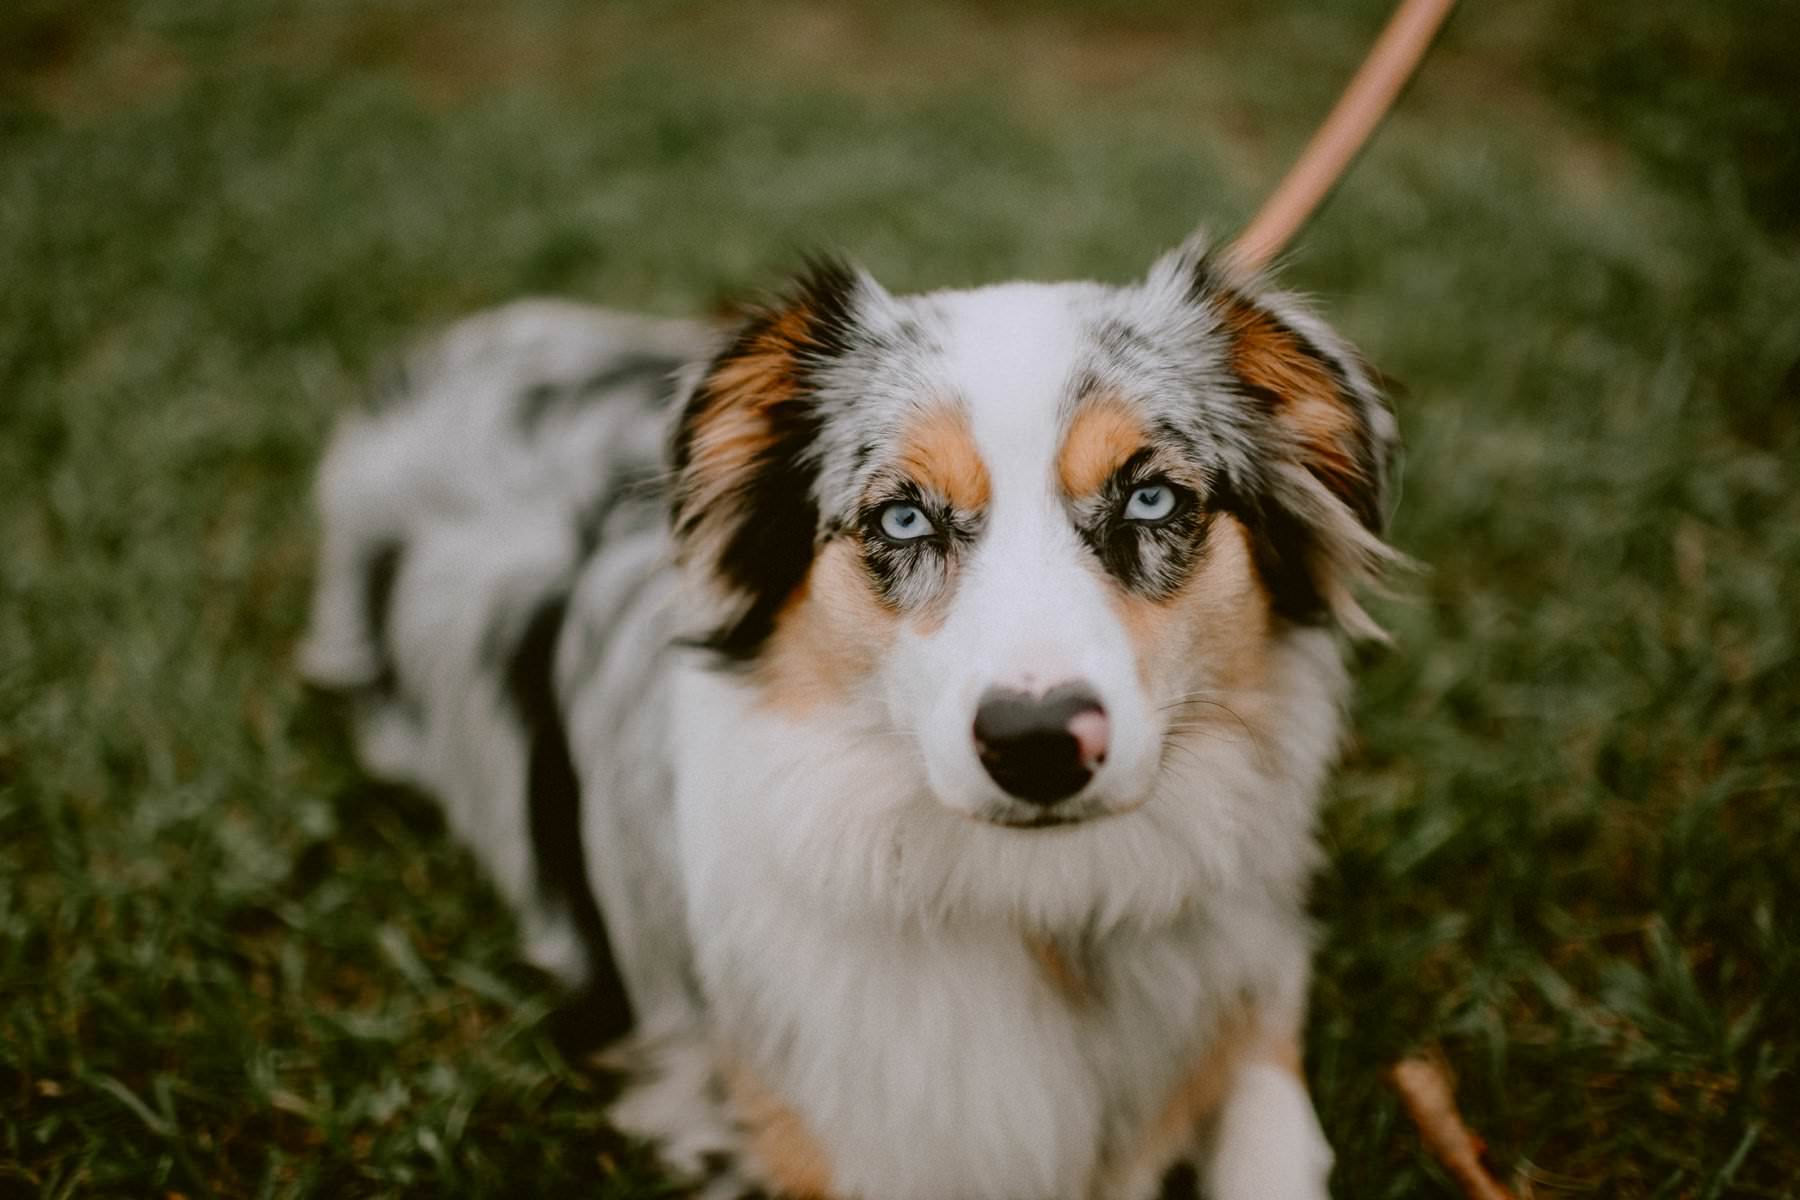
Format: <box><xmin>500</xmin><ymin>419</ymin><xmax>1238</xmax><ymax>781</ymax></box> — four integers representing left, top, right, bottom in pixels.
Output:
<box><xmin>300</xmin><ymin>302</ymin><xmax>710</xmax><ymax>1025</ymax></box>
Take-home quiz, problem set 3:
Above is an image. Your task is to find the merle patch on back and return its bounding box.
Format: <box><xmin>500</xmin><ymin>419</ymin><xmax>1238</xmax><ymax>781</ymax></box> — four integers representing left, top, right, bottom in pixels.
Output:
<box><xmin>516</xmin><ymin>352</ymin><xmax>684</xmax><ymax>434</ymax></box>
<box><xmin>503</xmin><ymin>593</ymin><xmax>634</xmax><ymax>1046</ymax></box>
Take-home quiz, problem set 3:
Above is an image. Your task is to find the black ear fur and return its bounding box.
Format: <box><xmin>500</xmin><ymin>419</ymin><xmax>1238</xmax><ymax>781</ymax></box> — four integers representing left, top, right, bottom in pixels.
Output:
<box><xmin>669</xmin><ymin>258</ymin><xmax>863</xmax><ymax>662</ymax></box>
<box><xmin>1173</xmin><ymin>246</ymin><xmax>1401</xmax><ymax>635</ymax></box>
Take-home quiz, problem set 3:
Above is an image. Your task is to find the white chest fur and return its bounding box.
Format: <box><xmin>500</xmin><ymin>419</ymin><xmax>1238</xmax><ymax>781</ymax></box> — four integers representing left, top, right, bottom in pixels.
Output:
<box><xmin>708</xmin><ymin>903</ymin><xmax>1308</xmax><ymax>1198</ymax></box>
<box><xmin>670</xmin><ymin>664</ymin><xmax>1317</xmax><ymax>1200</ymax></box>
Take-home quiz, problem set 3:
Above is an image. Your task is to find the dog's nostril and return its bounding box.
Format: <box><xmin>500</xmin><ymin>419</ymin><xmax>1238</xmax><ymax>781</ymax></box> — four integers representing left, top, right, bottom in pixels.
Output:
<box><xmin>1067</xmin><ymin>709</ymin><xmax>1110</xmax><ymax>768</ymax></box>
<box><xmin>972</xmin><ymin>684</ymin><xmax>1108</xmax><ymax>807</ymax></box>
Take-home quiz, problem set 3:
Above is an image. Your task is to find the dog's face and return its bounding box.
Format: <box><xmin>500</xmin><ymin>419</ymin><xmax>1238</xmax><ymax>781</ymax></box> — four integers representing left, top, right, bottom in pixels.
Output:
<box><xmin>672</xmin><ymin>244</ymin><xmax>1396</xmax><ymax>833</ymax></box>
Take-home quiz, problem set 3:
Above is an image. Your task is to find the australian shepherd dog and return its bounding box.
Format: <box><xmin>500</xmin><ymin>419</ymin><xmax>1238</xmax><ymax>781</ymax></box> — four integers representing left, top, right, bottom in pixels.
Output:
<box><xmin>300</xmin><ymin>239</ymin><xmax>1398</xmax><ymax>1200</ymax></box>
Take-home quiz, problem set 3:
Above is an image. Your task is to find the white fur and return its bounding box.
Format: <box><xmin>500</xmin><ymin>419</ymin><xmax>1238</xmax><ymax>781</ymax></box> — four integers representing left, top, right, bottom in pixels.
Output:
<box><xmin>1208</xmin><ymin>1064</ymin><xmax>1335</xmax><ymax>1200</ymax></box>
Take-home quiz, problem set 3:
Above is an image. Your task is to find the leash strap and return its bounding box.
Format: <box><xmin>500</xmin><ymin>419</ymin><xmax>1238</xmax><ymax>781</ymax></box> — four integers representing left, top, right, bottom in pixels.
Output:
<box><xmin>1231</xmin><ymin>0</ymin><xmax>1459</xmax><ymax>269</ymax></box>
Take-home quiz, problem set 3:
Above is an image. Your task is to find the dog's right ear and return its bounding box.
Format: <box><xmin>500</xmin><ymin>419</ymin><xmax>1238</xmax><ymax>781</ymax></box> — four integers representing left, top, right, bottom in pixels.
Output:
<box><xmin>670</xmin><ymin>258</ymin><xmax>872</xmax><ymax>663</ymax></box>
<box><xmin>1150</xmin><ymin>239</ymin><xmax>1403</xmax><ymax>638</ymax></box>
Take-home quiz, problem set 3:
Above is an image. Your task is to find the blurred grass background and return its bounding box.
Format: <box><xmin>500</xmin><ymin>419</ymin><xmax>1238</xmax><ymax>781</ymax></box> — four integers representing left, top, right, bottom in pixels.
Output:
<box><xmin>2</xmin><ymin>0</ymin><xmax>1797</xmax><ymax>1195</ymax></box>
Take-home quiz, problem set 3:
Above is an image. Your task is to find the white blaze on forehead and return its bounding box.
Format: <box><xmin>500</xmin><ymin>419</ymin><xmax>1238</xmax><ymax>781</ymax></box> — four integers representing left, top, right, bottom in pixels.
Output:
<box><xmin>930</xmin><ymin>283</ymin><xmax>1090</xmax><ymax>502</ymax></box>
<box><xmin>914</xmin><ymin>283</ymin><xmax>1139</xmax><ymax>702</ymax></box>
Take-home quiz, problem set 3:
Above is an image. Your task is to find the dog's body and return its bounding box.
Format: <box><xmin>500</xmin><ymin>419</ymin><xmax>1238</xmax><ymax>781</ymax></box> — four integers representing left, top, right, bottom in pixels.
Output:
<box><xmin>301</xmin><ymin>243</ymin><xmax>1397</xmax><ymax>1199</ymax></box>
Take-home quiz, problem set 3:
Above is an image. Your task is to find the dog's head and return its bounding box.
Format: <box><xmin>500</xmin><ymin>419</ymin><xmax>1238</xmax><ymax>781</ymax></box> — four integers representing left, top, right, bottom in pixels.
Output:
<box><xmin>671</xmin><ymin>242</ymin><xmax>1397</xmax><ymax>838</ymax></box>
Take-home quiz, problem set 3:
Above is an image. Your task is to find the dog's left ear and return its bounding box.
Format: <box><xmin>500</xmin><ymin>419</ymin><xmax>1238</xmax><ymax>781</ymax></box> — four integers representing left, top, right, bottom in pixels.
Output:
<box><xmin>1153</xmin><ymin>242</ymin><xmax>1402</xmax><ymax>637</ymax></box>
<box><xmin>670</xmin><ymin>258</ymin><xmax>879</xmax><ymax>662</ymax></box>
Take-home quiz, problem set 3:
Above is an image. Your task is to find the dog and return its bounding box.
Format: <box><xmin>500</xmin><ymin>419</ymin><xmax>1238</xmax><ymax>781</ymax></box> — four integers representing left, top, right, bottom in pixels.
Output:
<box><xmin>300</xmin><ymin>238</ymin><xmax>1399</xmax><ymax>1200</ymax></box>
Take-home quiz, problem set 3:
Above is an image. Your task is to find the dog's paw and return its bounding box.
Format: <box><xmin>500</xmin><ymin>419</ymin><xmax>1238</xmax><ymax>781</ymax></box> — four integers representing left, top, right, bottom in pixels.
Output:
<box><xmin>603</xmin><ymin>1029</ymin><xmax>789</xmax><ymax>1197</ymax></box>
<box><xmin>1204</xmin><ymin>1064</ymin><xmax>1333</xmax><ymax>1200</ymax></box>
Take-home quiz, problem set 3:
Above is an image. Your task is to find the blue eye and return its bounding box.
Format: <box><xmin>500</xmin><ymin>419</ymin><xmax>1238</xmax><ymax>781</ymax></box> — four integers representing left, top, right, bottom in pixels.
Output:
<box><xmin>877</xmin><ymin>502</ymin><xmax>934</xmax><ymax>541</ymax></box>
<box><xmin>1123</xmin><ymin>484</ymin><xmax>1178</xmax><ymax>523</ymax></box>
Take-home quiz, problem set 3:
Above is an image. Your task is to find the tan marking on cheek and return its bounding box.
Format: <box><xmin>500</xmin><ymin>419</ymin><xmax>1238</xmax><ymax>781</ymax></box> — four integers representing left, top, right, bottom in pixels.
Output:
<box><xmin>1109</xmin><ymin>515</ymin><xmax>1270</xmax><ymax>695</ymax></box>
<box><xmin>756</xmin><ymin>540</ymin><xmax>897</xmax><ymax>715</ymax></box>
<box><xmin>1058</xmin><ymin>393</ymin><xmax>1148</xmax><ymax>498</ymax></box>
<box><xmin>898</xmin><ymin>404</ymin><xmax>990</xmax><ymax>510</ymax></box>
<box><xmin>722</xmin><ymin>1057</ymin><xmax>837</xmax><ymax>1199</ymax></box>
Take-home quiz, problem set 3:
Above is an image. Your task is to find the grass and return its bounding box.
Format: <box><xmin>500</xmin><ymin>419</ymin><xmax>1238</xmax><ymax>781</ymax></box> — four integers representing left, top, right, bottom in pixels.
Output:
<box><xmin>2</xmin><ymin>0</ymin><xmax>1796</xmax><ymax>1195</ymax></box>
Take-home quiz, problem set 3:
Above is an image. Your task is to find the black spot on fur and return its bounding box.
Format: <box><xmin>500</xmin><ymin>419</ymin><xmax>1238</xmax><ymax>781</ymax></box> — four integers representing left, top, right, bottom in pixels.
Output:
<box><xmin>1181</xmin><ymin>242</ymin><xmax>1233</xmax><ymax>302</ymax></box>
<box><xmin>364</xmin><ymin>355</ymin><xmax>415</xmax><ymax>413</ymax></box>
<box><xmin>577</xmin><ymin>466</ymin><xmax>666</xmax><ymax>558</ymax></box>
<box><xmin>1158</xmin><ymin>1160</ymin><xmax>1200</xmax><ymax>1200</ymax></box>
<box><xmin>503</xmin><ymin>595</ymin><xmax>634</xmax><ymax>1046</ymax></box>
<box><xmin>700</xmin><ymin>401</ymin><xmax>824</xmax><ymax>662</ymax></box>
<box><xmin>361</xmin><ymin>540</ymin><xmax>403</xmax><ymax>692</ymax></box>
<box><xmin>1206</xmin><ymin>426</ymin><xmax>1346</xmax><ymax>627</ymax></box>
<box><xmin>544</xmin><ymin>980</ymin><xmax>636</xmax><ymax>1064</ymax></box>
<box><xmin>1068</xmin><ymin>368</ymin><xmax>1102</xmax><ymax>400</ymax></box>
<box><xmin>671</xmin><ymin>257</ymin><xmax>862</xmax><ymax>664</ymax></box>
<box><xmin>1092</xmin><ymin>317</ymin><xmax>1159</xmax><ymax>368</ymax></box>
<box><xmin>515</xmin><ymin>381</ymin><xmax>562</xmax><ymax>430</ymax></box>
<box><xmin>1214</xmin><ymin>469</ymin><xmax>1329</xmax><ymax>625</ymax></box>
<box><xmin>516</xmin><ymin>353</ymin><xmax>683</xmax><ymax>433</ymax></box>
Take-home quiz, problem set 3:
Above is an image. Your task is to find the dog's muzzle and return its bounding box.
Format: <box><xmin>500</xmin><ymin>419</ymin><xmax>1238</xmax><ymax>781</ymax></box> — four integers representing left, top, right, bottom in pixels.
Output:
<box><xmin>972</xmin><ymin>684</ymin><xmax>1109</xmax><ymax>808</ymax></box>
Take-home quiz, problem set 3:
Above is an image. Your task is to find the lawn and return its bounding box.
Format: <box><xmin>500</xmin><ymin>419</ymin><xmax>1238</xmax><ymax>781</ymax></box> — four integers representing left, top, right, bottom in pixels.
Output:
<box><xmin>2</xmin><ymin>0</ymin><xmax>1796</xmax><ymax>1195</ymax></box>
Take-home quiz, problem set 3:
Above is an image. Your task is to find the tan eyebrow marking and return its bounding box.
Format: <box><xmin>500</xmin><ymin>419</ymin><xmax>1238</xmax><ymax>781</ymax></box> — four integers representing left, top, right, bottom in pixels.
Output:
<box><xmin>896</xmin><ymin>403</ymin><xmax>990</xmax><ymax>510</ymax></box>
<box><xmin>1058</xmin><ymin>392</ymin><xmax>1150</xmax><ymax>499</ymax></box>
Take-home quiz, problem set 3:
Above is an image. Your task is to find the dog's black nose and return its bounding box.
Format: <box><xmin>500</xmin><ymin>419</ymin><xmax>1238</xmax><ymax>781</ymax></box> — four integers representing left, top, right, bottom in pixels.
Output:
<box><xmin>972</xmin><ymin>684</ymin><xmax>1108</xmax><ymax>806</ymax></box>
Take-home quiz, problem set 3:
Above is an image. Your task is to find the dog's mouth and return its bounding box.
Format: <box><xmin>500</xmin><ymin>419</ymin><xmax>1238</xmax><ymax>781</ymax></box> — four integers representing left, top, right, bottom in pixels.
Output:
<box><xmin>983</xmin><ymin>811</ymin><xmax>1086</xmax><ymax>830</ymax></box>
<box><xmin>970</xmin><ymin>788</ymin><xmax>1156</xmax><ymax>830</ymax></box>
<box><xmin>973</xmin><ymin>799</ymin><xmax>1120</xmax><ymax>831</ymax></box>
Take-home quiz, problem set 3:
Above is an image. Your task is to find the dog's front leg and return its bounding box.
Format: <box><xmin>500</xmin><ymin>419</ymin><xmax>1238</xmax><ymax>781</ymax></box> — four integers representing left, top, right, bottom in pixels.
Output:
<box><xmin>1201</xmin><ymin>1038</ymin><xmax>1333</xmax><ymax>1200</ymax></box>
